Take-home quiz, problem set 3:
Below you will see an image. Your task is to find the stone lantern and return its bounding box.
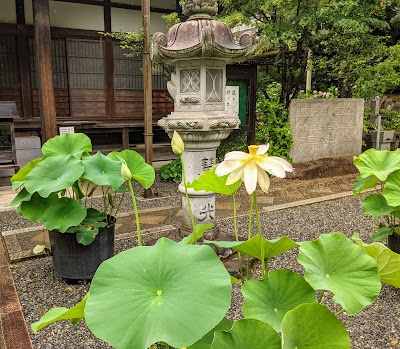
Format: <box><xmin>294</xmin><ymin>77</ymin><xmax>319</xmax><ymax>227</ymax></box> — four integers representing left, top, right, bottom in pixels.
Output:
<box><xmin>152</xmin><ymin>0</ymin><xmax>255</xmax><ymax>235</ymax></box>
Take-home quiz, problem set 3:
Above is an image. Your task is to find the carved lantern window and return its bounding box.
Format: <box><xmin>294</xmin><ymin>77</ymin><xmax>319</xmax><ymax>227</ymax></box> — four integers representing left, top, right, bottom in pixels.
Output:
<box><xmin>206</xmin><ymin>69</ymin><xmax>223</xmax><ymax>103</ymax></box>
<box><xmin>180</xmin><ymin>69</ymin><xmax>200</xmax><ymax>93</ymax></box>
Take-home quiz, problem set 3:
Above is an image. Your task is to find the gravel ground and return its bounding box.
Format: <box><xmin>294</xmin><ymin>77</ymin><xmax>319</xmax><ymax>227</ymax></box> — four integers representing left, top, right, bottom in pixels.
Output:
<box><xmin>10</xmin><ymin>193</ymin><xmax>400</xmax><ymax>349</ymax></box>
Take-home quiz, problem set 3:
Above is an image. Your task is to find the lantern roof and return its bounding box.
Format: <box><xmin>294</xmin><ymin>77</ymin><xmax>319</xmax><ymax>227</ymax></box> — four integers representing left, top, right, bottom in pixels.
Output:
<box><xmin>151</xmin><ymin>0</ymin><xmax>255</xmax><ymax>63</ymax></box>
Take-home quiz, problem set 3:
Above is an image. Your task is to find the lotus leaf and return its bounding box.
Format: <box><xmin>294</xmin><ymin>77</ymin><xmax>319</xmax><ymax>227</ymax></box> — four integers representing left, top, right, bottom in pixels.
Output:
<box><xmin>10</xmin><ymin>158</ymin><xmax>42</xmax><ymax>190</ymax></box>
<box><xmin>205</xmin><ymin>236</ymin><xmax>298</xmax><ymax>261</ymax></box>
<box><xmin>383</xmin><ymin>169</ymin><xmax>400</xmax><ymax>206</ymax></box>
<box><xmin>187</xmin><ymin>166</ymin><xmax>242</xmax><ymax>195</ymax></box>
<box><xmin>211</xmin><ymin>319</ymin><xmax>281</xmax><ymax>349</ymax></box>
<box><xmin>85</xmin><ymin>238</ymin><xmax>232</xmax><ymax>349</ymax></box>
<box><xmin>281</xmin><ymin>303</ymin><xmax>350</xmax><ymax>349</ymax></box>
<box><xmin>298</xmin><ymin>233</ymin><xmax>381</xmax><ymax>315</ymax></box>
<box><xmin>9</xmin><ymin>188</ymin><xmax>32</xmax><ymax>207</ymax></box>
<box><xmin>362</xmin><ymin>242</ymin><xmax>400</xmax><ymax>288</ymax></box>
<box><xmin>31</xmin><ymin>294</ymin><xmax>88</xmax><ymax>332</ymax></box>
<box><xmin>82</xmin><ymin>152</ymin><xmax>125</xmax><ymax>190</ymax></box>
<box><xmin>354</xmin><ymin>148</ymin><xmax>400</xmax><ymax>181</ymax></box>
<box><xmin>19</xmin><ymin>193</ymin><xmax>58</xmax><ymax>222</ymax></box>
<box><xmin>242</xmin><ymin>270</ymin><xmax>316</xmax><ymax>332</ymax></box>
<box><xmin>362</xmin><ymin>194</ymin><xmax>395</xmax><ymax>219</ymax></box>
<box><xmin>108</xmin><ymin>150</ymin><xmax>155</xmax><ymax>189</ymax></box>
<box><xmin>42</xmin><ymin>197</ymin><xmax>87</xmax><ymax>233</ymax></box>
<box><xmin>353</xmin><ymin>175</ymin><xmax>378</xmax><ymax>197</ymax></box>
<box><xmin>25</xmin><ymin>155</ymin><xmax>84</xmax><ymax>198</ymax></box>
<box><xmin>188</xmin><ymin>318</ymin><xmax>233</xmax><ymax>349</ymax></box>
<box><xmin>42</xmin><ymin>133</ymin><xmax>92</xmax><ymax>158</ymax></box>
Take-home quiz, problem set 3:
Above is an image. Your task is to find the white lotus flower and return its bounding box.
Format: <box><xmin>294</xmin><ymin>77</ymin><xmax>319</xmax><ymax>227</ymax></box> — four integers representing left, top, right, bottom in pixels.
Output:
<box><xmin>215</xmin><ymin>144</ymin><xmax>293</xmax><ymax>194</ymax></box>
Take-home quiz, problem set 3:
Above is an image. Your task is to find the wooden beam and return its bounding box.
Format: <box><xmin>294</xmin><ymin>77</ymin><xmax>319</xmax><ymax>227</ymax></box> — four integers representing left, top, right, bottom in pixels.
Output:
<box><xmin>51</xmin><ymin>0</ymin><xmax>174</xmax><ymax>14</ymax></box>
<box><xmin>16</xmin><ymin>36</ymin><xmax>33</xmax><ymax>119</ymax></box>
<box><xmin>15</xmin><ymin>0</ymin><xmax>25</xmax><ymax>24</ymax></box>
<box><xmin>103</xmin><ymin>0</ymin><xmax>111</xmax><ymax>32</ymax></box>
<box><xmin>33</xmin><ymin>0</ymin><xmax>58</xmax><ymax>142</ymax></box>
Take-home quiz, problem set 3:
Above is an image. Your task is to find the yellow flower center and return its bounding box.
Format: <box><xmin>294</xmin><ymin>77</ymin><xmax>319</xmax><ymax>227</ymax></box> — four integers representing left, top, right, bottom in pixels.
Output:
<box><xmin>248</xmin><ymin>145</ymin><xmax>259</xmax><ymax>156</ymax></box>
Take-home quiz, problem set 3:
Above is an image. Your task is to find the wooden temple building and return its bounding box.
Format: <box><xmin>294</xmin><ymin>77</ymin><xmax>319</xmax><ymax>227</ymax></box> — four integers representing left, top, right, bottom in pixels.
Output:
<box><xmin>0</xmin><ymin>0</ymin><xmax>256</xmax><ymax>161</ymax></box>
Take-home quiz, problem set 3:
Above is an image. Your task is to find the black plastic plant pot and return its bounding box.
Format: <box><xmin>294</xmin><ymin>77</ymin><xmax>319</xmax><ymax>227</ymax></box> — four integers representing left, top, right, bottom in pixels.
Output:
<box><xmin>49</xmin><ymin>222</ymin><xmax>115</xmax><ymax>281</ymax></box>
<box><xmin>388</xmin><ymin>234</ymin><xmax>400</xmax><ymax>254</ymax></box>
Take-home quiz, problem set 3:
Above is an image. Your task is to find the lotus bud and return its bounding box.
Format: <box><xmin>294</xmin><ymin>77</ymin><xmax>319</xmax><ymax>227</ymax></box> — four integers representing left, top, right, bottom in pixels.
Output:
<box><xmin>171</xmin><ymin>131</ymin><xmax>184</xmax><ymax>155</ymax></box>
<box><xmin>121</xmin><ymin>162</ymin><xmax>132</xmax><ymax>181</ymax></box>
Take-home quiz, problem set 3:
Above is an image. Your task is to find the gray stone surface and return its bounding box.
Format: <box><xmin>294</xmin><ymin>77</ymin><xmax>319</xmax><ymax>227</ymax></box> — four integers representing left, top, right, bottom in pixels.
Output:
<box><xmin>15</xmin><ymin>136</ymin><xmax>42</xmax><ymax>167</ymax></box>
<box><xmin>289</xmin><ymin>99</ymin><xmax>364</xmax><ymax>163</ymax></box>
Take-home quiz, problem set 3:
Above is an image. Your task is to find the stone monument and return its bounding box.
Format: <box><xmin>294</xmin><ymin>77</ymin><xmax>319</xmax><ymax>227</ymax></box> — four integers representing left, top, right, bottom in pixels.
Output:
<box><xmin>152</xmin><ymin>0</ymin><xmax>255</xmax><ymax>234</ymax></box>
<box><xmin>289</xmin><ymin>99</ymin><xmax>364</xmax><ymax>163</ymax></box>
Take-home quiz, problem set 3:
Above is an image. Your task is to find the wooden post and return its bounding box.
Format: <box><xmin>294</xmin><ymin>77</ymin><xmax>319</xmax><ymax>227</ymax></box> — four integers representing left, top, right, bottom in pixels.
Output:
<box><xmin>33</xmin><ymin>0</ymin><xmax>57</xmax><ymax>142</ymax></box>
<box><xmin>142</xmin><ymin>0</ymin><xmax>157</xmax><ymax>197</ymax></box>
<box><xmin>17</xmin><ymin>36</ymin><xmax>33</xmax><ymax>119</ymax></box>
<box><xmin>306</xmin><ymin>48</ymin><xmax>312</xmax><ymax>93</ymax></box>
<box><xmin>104</xmin><ymin>38</ymin><xmax>116</xmax><ymax>119</ymax></box>
<box><xmin>104</xmin><ymin>0</ymin><xmax>116</xmax><ymax>119</ymax></box>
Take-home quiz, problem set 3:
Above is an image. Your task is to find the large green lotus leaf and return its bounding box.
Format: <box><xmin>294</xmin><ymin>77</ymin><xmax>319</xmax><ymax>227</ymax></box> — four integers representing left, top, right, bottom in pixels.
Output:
<box><xmin>210</xmin><ymin>319</ymin><xmax>281</xmax><ymax>349</ymax></box>
<box><xmin>31</xmin><ymin>293</ymin><xmax>88</xmax><ymax>332</ymax></box>
<box><xmin>354</xmin><ymin>149</ymin><xmax>400</xmax><ymax>181</ymax></box>
<box><xmin>19</xmin><ymin>193</ymin><xmax>58</xmax><ymax>222</ymax></box>
<box><xmin>362</xmin><ymin>194</ymin><xmax>396</xmax><ymax>219</ymax></box>
<box><xmin>82</xmin><ymin>152</ymin><xmax>125</xmax><ymax>190</ymax></box>
<box><xmin>108</xmin><ymin>150</ymin><xmax>155</xmax><ymax>189</ymax></box>
<box><xmin>42</xmin><ymin>133</ymin><xmax>92</xmax><ymax>158</ymax></box>
<box><xmin>42</xmin><ymin>197</ymin><xmax>87</xmax><ymax>232</ymax></box>
<box><xmin>85</xmin><ymin>238</ymin><xmax>232</xmax><ymax>349</ymax></box>
<box><xmin>353</xmin><ymin>175</ymin><xmax>378</xmax><ymax>197</ymax></box>
<box><xmin>187</xmin><ymin>166</ymin><xmax>243</xmax><ymax>195</ymax></box>
<box><xmin>188</xmin><ymin>318</ymin><xmax>233</xmax><ymax>349</ymax></box>
<box><xmin>298</xmin><ymin>233</ymin><xmax>381</xmax><ymax>315</ymax></box>
<box><xmin>9</xmin><ymin>188</ymin><xmax>33</xmax><ymax>207</ymax></box>
<box><xmin>10</xmin><ymin>158</ymin><xmax>42</xmax><ymax>190</ymax></box>
<box><xmin>362</xmin><ymin>242</ymin><xmax>400</xmax><ymax>288</ymax></box>
<box><xmin>242</xmin><ymin>270</ymin><xmax>316</xmax><ymax>332</ymax></box>
<box><xmin>25</xmin><ymin>155</ymin><xmax>84</xmax><ymax>198</ymax></box>
<box><xmin>383</xmin><ymin>169</ymin><xmax>400</xmax><ymax>207</ymax></box>
<box><xmin>205</xmin><ymin>236</ymin><xmax>298</xmax><ymax>261</ymax></box>
<box><xmin>281</xmin><ymin>303</ymin><xmax>350</xmax><ymax>349</ymax></box>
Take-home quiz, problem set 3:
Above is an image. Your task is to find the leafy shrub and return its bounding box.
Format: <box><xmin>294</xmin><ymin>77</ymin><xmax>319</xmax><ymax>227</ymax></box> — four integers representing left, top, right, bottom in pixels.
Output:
<box><xmin>216</xmin><ymin>132</ymin><xmax>248</xmax><ymax>162</ymax></box>
<box><xmin>297</xmin><ymin>87</ymin><xmax>338</xmax><ymax>99</ymax></box>
<box><xmin>255</xmin><ymin>80</ymin><xmax>293</xmax><ymax>161</ymax></box>
<box><xmin>380</xmin><ymin>109</ymin><xmax>400</xmax><ymax>132</ymax></box>
<box><xmin>159</xmin><ymin>158</ymin><xmax>182</xmax><ymax>182</ymax></box>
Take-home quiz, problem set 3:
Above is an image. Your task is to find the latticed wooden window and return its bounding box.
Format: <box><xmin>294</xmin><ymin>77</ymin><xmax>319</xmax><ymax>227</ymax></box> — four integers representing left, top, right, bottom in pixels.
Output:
<box><xmin>67</xmin><ymin>39</ymin><xmax>105</xmax><ymax>89</ymax></box>
<box><xmin>113</xmin><ymin>44</ymin><xmax>168</xmax><ymax>90</ymax></box>
<box><xmin>29</xmin><ymin>38</ymin><xmax>68</xmax><ymax>88</ymax></box>
<box><xmin>0</xmin><ymin>35</ymin><xmax>20</xmax><ymax>88</ymax></box>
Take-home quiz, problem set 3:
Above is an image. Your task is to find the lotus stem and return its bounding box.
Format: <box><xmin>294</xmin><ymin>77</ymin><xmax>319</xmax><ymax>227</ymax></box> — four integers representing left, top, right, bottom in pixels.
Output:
<box><xmin>335</xmin><ymin>308</ymin><xmax>345</xmax><ymax>316</ymax></box>
<box><xmin>180</xmin><ymin>154</ymin><xmax>195</xmax><ymax>233</ymax></box>
<box><xmin>318</xmin><ymin>290</ymin><xmax>326</xmax><ymax>303</ymax></box>
<box><xmin>253</xmin><ymin>192</ymin><xmax>267</xmax><ymax>278</ymax></box>
<box><xmin>247</xmin><ymin>195</ymin><xmax>254</xmax><ymax>280</ymax></box>
<box><xmin>113</xmin><ymin>185</ymin><xmax>127</xmax><ymax>218</ymax></box>
<box><xmin>128</xmin><ymin>180</ymin><xmax>142</xmax><ymax>246</ymax></box>
<box><xmin>232</xmin><ymin>194</ymin><xmax>244</xmax><ymax>282</ymax></box>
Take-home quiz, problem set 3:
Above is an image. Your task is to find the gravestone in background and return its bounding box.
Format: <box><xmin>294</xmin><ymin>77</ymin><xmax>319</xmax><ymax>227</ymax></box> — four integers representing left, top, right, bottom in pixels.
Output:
<box><xmin>289</xmin><ymin>99</ymin><xmax>364</xmax><ymax>163</ymax></box>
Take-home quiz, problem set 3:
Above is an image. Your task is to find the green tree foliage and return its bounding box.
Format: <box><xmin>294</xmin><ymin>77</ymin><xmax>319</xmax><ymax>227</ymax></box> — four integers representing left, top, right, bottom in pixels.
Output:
<box><xmin>220</xmin><ymin>0</ymin><xmax>400</xmax><ymax>104</ymax></box>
